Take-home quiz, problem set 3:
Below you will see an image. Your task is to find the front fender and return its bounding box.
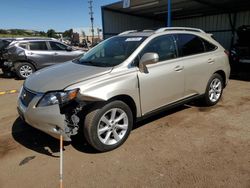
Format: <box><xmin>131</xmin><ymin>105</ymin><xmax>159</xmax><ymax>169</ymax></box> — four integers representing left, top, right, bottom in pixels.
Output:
<box><xmin>67</xmin><ymin>70</ymin><xmax>142</xmax><ymax>117</ymax></box>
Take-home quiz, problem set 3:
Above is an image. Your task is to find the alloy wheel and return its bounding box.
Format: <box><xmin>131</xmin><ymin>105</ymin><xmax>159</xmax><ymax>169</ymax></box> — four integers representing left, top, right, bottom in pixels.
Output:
<box><xmin>19</xmin><ymin>65</ymin><xmax>33</xmax><ymax>78</ymax></box>
<box><xmin>97</xmin><ymin>108</ymin><xmax>128</xmax><ymax>145</ymax></box>
<box><xmin>209</xmin><ymin>78</ymin><xmax>222</xmax><ymax>103</ymax></box>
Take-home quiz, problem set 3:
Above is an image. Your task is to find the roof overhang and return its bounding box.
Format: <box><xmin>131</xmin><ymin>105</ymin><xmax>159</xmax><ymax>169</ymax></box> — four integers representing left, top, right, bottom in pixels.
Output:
<box><xmin>103</xmin><ymin>0</ymin><xmax>250</xmax><ymax>20</ymax></box>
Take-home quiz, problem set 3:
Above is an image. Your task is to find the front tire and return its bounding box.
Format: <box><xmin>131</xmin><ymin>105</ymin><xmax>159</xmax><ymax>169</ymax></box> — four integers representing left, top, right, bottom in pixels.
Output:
<box><xmin>84</xmin><ymin>100</ymin><xmax>133</xmax><ymax>152</ymax></box>
<box><xmin>16</xmin><ymin>62</ymin><xmax>35</xmax><ymax>79</ymax></box>
<box><xmin>203</xmin><ymin>73</ymin><xmax>224</xmax><ymax>106</ymax></box>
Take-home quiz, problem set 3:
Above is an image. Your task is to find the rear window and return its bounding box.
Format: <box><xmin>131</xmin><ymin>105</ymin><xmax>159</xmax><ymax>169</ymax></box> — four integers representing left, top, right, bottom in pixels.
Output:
<box><xmin>49</xmin><ymin>41</ymin><xmax>67</xmax><ymax>51</ymax></box>
<box><xmin>18</xmin><ymin>43</ymin><xmax>28</xmax><ymax>49</ymax></box>
<box><xmin>0</xmin><ymin>40</ymin><xmax>11</xmax><ymax>50</ymax></box>
<box><xmin>29</xmin><ymin>41</ymin><xmax>48</xmax><ymax>51</ymax></box>
<box><xmin>175</xmin><ymin>34</ymin><xmax>205</xmax><ymax>57</ymax></box>
<box><xmin>201</xmin><ymin>38</ymin><xmax>217</xmax><ymax>52</ymax></box>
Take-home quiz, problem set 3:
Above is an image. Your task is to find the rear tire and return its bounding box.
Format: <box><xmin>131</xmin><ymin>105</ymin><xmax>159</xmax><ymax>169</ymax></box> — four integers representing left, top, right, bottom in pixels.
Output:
<box><xmin>203</xmin><ymin>73</ymin><xmax>224</xmax><ymax>106</ymax></box>
<box><xmin>84</xmin><ymin>100</ymin><xmax>133</xmax><ymax>152</ymax></box>
<box><xmin>16</xmin><ymin>62</ymin><xmax>35</xmax><ymax>79</ymax></box>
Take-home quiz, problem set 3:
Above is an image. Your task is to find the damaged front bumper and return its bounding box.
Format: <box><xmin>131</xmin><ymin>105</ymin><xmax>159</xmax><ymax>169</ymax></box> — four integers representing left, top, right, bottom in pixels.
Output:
<box><xmin>17</xmin><ymin>89</ymin><xmax>80</xmax><ymax>141</ymax></box>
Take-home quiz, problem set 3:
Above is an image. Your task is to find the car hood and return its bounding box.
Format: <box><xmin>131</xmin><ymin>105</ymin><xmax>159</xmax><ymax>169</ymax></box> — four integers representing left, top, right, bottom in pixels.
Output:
<box><xmin>24</xmin><ymin>61</ymin><xmax>112</xmax><ymax>93</ymax></box>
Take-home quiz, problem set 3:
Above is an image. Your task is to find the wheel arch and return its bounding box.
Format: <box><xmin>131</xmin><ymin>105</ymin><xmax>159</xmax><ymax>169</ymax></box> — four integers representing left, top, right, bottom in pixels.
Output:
<box><xmin>214</xmin><ymin>70</ymin><xmax>226</xmax><ymax>88</ymax></box>
<box><xmin>108</xmin><ymin>95</ymin><xmax>137</xmax><ymax>122</ymax></box>
<box><xmin>14</xmin><ymin>60</ymin><xmax>37</xmax><ymax>70</ymax></box>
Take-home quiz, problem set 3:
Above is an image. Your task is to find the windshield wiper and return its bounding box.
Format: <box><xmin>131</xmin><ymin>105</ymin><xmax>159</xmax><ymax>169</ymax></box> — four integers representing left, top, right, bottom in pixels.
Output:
<box><xmin>81</xmin><ymin>60</ymin><xmax>96</xmax><ymax>65</ymax></box>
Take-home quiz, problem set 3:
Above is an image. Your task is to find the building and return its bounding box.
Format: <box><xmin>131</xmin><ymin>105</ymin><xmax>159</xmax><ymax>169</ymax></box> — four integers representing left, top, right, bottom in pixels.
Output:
<box><xmin>73</xmin><ymin>27</ymin><xmax>102</xmax><ymax>44</ymax></box>
<box><xmin>102</xmin><ymin>0</ymin><xmax>250</xmax><ymax>49</ymax></box>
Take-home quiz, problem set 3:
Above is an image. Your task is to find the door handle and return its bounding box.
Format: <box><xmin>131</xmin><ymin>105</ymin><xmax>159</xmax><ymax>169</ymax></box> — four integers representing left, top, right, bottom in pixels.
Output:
<box><xmin>27</xmin><ymin>52</ymin><xmax>33</xmax><ymax>55</ymax></box>
<box><xmin>174</xmin><ymin>65</ymin><xmax>184</xmax><ymax>72</ymax></box>
<box><xmin>54</xmin><ymin>52</ymin><xmax>58</xmax><ymax>55</ymax></box>
<box><xmin>208</xmin><ymin>58</ymin><xmax>215</xmax><ymax>64</ymax></box>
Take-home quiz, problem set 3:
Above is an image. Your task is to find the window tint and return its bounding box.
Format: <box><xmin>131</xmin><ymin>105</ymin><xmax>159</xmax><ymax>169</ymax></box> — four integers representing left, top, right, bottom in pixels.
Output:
<box><xmin>50</xmin><ymin>42</ymin><xmax>67</xmax><ymax>51</ymax></box>
<box><xmin>175</xmin><ymin>34</ymin><xmax>205</xmax><ymax>57</ymax></box>
<box><xmin>141</xmin><ymin>35</ymin><xmax>177</xmax><ymax>61</ymax></box>
<box><xmin>29</xmin><ymin>42</ymin><xmax>48</xmax><ymax>51</ymax></box>
<box><xmin>18</xmin><ymin>43</ymin><xmax>28</xmax><ymax>49</ymax></box>
<box><xmin>201</xmin><ymin>38</ymin><xmax>217</xmax><ymax>52</ymax></box>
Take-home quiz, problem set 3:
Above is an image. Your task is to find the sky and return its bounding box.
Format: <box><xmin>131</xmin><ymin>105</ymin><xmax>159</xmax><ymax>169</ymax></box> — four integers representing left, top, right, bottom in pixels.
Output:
<box><xmin>0</xmin><ymin>0</ymin><xmax>118</xmax><ymax>32</ymax></box>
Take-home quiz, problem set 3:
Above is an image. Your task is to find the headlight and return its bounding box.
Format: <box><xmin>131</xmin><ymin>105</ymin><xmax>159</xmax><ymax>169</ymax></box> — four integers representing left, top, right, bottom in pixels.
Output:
<box><xmin>18</xmin><ymin>86</ymin><xmax>23</xmax><ymax>99</ymax></box>
<box><xmin>37</xmin><ymin>89</ymin><xmax>79</xmax><ymax>107</ymax></box>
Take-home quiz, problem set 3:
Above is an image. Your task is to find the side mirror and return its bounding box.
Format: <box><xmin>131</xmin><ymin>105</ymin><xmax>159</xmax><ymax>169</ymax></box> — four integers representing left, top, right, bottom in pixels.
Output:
<box><xmin>66</xmin><ymin>46</ymin><xmax>72</xmax><ymax>51</ymax></box>
<box><xmin>139</xmin><ymin>52</ymin><xmax>159</xmax><ymax>73</ymax></box>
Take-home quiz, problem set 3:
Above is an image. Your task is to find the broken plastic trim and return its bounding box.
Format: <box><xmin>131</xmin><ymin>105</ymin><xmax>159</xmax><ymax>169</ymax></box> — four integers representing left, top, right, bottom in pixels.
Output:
<box><xmin>60</xmin><ymin>100</ymin><xmax>85</xmax><ymax>138</ymax></box>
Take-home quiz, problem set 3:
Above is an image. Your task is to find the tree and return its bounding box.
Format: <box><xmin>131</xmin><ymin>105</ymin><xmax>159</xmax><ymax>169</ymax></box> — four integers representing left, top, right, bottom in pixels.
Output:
<box><xmin>0</xmin><ymin>29</ymin><xmax>8</xmax><ymax>34</ymax></box>
<box><xmin>39</xmin><ymin>31</ymin><xmax>46</xmax><ymax>36</ymax></box>
<box><xmin>47</xmin><ymin>29</ymin><xmax>57</xmax><ymax>38</ymax></box>
<box><xmin>63</xmin><ymin>29</ymin><xmax>73</xmax><ymax>38</ymax></box>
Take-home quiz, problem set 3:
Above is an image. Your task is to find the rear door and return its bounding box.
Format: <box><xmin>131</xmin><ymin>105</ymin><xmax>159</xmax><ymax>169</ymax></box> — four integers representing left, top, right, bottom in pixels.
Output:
<box><xmin>174</xmin><ymin>34</ymin><xmax>216</xmax><ymax>97</ymax></box>
<box><xmin>49</xmin><ymin>41</ymin><xmax>80</xmax><ymax>63</ymax></box>
<box><xmin>27</xmin><ymin>41</ymin><xmax>54</xmax><ymax>69</ymax></box>
<box><xmin>137</xmin><ymin>34</ymin><xmax>185</xmax><ymax>115</ymax></box>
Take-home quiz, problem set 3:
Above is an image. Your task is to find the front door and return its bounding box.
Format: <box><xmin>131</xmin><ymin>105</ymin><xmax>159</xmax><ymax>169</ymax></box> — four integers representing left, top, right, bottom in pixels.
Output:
<box><xmin>28</xmin><ymin>41</ymin><xmax>54</xmax><ymax>69</ymax></box>
<box><xmin>137</xmin><ymin>34</ymin><xmax>185</xmax><ymax>115</ymax></box>
<box><xmin>49</xmin><ymin>41</ymin><xmax>78</xmax><ymax>63</ymax></box>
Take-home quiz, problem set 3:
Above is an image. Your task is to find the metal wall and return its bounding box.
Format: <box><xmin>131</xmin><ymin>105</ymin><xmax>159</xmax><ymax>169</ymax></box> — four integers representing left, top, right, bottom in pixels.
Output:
<box><xmin>173</xmin><ymin>11</ymin><xmax>250</xmax><ymax>49</ymax></box>
<box><xmin>102</xmin><ymin>9</ymin><xmax>165</xmax><ymax>38</ymax></box>
<box><xmin>102</xmin><ymin>9</ymin><xmax>250</xmax><ymax>49</ymax></box>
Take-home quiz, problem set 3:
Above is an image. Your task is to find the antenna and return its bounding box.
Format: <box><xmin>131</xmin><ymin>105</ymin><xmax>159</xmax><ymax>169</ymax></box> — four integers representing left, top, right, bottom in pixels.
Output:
<box><xmin>88</xmin><ymin>0</ymin><xmax>94</xmax><ymax>45</ymax></box>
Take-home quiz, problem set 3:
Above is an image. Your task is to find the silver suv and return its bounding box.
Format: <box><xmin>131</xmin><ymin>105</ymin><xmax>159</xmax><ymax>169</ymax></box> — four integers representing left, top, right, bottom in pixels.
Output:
<box><xmin>17</xmin><ymin>27</ymin><xmax>230</xmax><ymax>152</ymax></box>
<box><xmin>3</xmin><ymin>39</ymin><xmax>84</xmax><ymax>79</ymax></box>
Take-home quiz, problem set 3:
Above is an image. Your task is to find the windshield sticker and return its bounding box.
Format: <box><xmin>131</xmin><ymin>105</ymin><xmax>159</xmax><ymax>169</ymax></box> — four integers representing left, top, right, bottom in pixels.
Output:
<box><xmin>125</xmin><ymin>37</ymin><xmax>142</xmax><ymax>42</ymax></box>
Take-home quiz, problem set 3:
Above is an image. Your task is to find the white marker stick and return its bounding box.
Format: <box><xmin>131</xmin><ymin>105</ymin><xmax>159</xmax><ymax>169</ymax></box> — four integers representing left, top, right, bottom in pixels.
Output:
<box><xmin>60</xmin><ymin>134</ymin><xmax>63</xmax><ymax>188</ymax></box>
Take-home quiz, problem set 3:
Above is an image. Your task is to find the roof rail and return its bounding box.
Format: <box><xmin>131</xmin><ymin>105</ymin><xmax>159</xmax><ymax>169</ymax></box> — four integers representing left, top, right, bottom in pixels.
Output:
<box><xmin>155</xmin><ymin>27</ymin><xmax>205</xmax><ymax>33</ymax></box>
<box><xmin>118</xmin><ymin>30</ymin><xmax>137</xmax><ymax>35</ymax></box>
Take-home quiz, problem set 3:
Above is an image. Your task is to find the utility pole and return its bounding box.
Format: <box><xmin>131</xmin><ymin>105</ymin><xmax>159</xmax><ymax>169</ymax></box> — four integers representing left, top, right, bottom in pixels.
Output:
<box><xmin>88</xmin><ymin>0</ymin><xmax>94</xmax><ymax>45</ymax></box>
<box><xmin>167</xmin><ymin>0</ymin><xmax>172</xmax><ymax>27</ymax></box>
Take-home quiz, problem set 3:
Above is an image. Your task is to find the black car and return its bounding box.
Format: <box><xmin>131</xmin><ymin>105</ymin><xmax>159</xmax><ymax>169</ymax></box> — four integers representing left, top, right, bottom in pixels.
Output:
<box><xmin>230</xmin><ymin>25</ymin><xmax>250</xmax><ymax>72</ymax></box>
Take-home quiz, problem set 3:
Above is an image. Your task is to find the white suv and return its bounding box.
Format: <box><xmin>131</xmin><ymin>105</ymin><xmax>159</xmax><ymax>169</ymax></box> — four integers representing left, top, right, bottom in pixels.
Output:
<box><xmin>17</xmin><ymin>27</ymin><xmax>230</xmax><ymax>151</ymax></box>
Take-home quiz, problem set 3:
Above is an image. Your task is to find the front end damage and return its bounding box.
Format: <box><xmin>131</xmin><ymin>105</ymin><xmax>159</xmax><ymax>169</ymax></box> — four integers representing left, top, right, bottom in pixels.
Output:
<box><xmin>17</xmin><ymin>87</ymin><xmax>87</xmax><ymax>142</ymax></box>
<box><xmin>59</xmin><ymin>100</ymin><xmax>85</xmax><ymax>141</ymax></box>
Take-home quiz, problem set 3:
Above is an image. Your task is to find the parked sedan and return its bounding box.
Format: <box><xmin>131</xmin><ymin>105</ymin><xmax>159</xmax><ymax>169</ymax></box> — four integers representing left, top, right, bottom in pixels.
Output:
<box><xmin>3</xmin><ymin>39</ymin><xmax>85</xmax><ymax>79</ymax></box>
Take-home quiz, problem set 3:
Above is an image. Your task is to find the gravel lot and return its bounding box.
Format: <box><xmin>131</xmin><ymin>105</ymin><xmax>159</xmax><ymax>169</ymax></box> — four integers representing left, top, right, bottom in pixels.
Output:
<box><xmin>0</xmin><ymin>71</ymin><xmax>249</xmax><ymax>188</ymax></box>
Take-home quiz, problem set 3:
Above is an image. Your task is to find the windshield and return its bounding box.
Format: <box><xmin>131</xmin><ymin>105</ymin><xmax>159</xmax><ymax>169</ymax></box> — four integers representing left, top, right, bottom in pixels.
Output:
<box><xmin>75</xmin><ymin>36</ymin><xmax>146</xmax><ymax>67</ymax></box>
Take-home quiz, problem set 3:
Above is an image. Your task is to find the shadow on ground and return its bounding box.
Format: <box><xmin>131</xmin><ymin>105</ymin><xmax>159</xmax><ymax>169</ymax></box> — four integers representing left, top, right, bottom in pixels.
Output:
<box><xmin>71</xmin><ymin>105</ymin><xmax>189</xmax><ymax>153</ymax></box>
<box><xmin>12</xmin><ymin>105</ymin><xmax>190</xmax><ymax>155</ymax></box>
<box><xmin>12</xmin><ymin>117</ymin><xmax>70</xmax><ymax>157</ymax></box>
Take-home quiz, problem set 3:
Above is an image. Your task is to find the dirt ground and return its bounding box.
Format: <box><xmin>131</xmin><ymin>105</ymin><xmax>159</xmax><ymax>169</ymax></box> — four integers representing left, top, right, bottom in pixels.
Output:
<box><xmin>0</xmin><ymin>71</ymin><xmax>249</xmax><ymax>188</ymax></box>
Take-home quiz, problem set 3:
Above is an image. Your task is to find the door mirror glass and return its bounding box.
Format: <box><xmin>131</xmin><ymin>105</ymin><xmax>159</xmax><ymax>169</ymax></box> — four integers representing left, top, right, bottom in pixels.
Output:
<box><xmin>139</xmin><ymin>52</ymin><xmax>159</xmax><ymax>73</ymax></box>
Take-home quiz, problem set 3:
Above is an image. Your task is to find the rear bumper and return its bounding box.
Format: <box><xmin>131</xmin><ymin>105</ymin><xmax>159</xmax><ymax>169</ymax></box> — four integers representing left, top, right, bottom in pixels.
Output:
<box><xmin>17</xmin><ymin>93</ymin><xmax>71</xmax><ymax>141</ymax></box>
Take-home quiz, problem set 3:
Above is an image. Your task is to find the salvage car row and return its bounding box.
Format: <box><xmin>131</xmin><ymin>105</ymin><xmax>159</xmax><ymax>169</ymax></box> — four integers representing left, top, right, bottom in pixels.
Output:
<box><xmin>0</xmin><ymin>37</ymin><xmax>85</xmax><ymax>79</ymax></box>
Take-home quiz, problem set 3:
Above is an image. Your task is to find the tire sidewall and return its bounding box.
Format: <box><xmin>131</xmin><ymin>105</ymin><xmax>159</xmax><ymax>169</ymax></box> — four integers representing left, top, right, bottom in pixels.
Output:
<box><xmin>85</xmin><ymin>101</ymin><xmax>133</xmax><ymax>152</ymax></box>
<box><xmin>205</xmin><ymin>73</ymin><xmax>224</xmax><ymax>106</ymax></box>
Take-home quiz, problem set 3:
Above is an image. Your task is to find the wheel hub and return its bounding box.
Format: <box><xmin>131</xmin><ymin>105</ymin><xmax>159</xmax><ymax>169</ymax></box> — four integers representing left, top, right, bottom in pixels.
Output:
<box><xmin>97</xmin><ymin>108</ymin><xmax>128</xmax><ymax>145</ymax></box>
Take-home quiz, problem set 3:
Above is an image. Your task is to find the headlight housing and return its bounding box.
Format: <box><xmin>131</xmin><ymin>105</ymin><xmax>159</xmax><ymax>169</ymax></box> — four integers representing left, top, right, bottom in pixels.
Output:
<box><xmin>37</xmin><ymin>89</ymin><xmax>79</xmax><ymax>107</ymax></box>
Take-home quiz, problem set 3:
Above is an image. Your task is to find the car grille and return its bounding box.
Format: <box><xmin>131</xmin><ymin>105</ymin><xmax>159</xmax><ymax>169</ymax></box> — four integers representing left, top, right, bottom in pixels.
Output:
<box><xmin>20</xmin><ymin>88</ymin><xmax>36</xmax><ymax>107</ymax></box>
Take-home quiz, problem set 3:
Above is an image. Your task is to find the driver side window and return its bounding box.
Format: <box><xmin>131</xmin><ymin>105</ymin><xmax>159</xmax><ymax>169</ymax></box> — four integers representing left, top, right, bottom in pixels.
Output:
<box><xmin>49</xmin><ymin>41</ymin><xmax>67</xmax><ymax>51</ymax></box>
<box><xmin>140</xmin><ymin>35</ymin><xmax>177</xmax><ymax>62</ymax></box>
